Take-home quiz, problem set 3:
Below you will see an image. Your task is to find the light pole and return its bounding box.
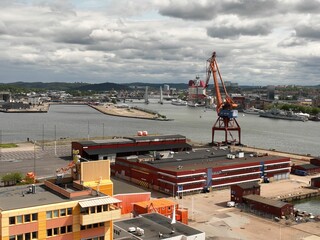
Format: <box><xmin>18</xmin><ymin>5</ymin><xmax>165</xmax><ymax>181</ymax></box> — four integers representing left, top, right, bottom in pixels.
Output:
<box><xmin>33</xmin><ymin>141</ymin><xmax>36</xmax><ymax>175</ymax></box>
<box><xmin>87</xmin><ymin>121</ymin><xmax>90</xmax><ymax>140</ymax></box>
<box><xmin>54</xmin><ymin>125</ymin><xmax>57</xmax><ymax>156</ymax></box>
<box><xmin>102</xmin><ymin>123</ymin><xmax>105</xmax><ymax>139</ymax></box>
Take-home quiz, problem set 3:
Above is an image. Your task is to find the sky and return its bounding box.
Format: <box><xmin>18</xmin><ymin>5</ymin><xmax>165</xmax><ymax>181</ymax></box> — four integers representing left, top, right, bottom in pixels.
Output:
<box><xmin>0</xmin><ymin>0</ymin><xmax>319</xmax><ymax>86</ymax></box>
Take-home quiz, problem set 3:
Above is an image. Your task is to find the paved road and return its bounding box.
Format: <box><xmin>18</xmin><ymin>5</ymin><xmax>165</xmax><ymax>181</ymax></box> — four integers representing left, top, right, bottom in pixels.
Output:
<box><xmin>0</xmin><ymin>145</ymin><xmax>72</xmax><ymax>179</ymax></box>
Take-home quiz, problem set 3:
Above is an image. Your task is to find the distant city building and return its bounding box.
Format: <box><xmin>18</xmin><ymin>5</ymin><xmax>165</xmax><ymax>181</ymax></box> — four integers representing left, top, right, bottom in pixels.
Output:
<box><xmin>163</xmin><ymin>85</ymin><xmax>170</xmax><ymax>91</ymax></box>
<box><xmin>28</xmin><ymin>97</ymin><xmax>41</xmax><ymax>105</ymax></box>
<box><xmin>0</xmin><ymin>92</ymin><xmax>11</xmax><ymax>102</ymax></box>
<box><xmin>267</xmin><ymin>85</ymin><xmax>275</xmax><ymax>100</ymax></box>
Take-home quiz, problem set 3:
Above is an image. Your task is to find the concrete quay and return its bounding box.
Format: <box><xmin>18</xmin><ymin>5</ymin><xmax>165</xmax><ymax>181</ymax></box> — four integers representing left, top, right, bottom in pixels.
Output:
<box><xmin>89</xmin><ymin>104</ymin><xmax>169</xmax><ymax>121</ymax></box>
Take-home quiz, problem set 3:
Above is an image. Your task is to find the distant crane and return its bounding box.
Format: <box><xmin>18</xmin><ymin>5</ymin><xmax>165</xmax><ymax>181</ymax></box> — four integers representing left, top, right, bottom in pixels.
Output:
<box><xmin>205</xmin><ymin>51</ymin><xmax>241</xmax><ymax>145</ymax></box>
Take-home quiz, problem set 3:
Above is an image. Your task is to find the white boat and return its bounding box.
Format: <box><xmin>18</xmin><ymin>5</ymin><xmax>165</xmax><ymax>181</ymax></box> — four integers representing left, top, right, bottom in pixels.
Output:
<box><xmin>171</xmin><ymin>99</ymin><xmax>187</xmax><ymax>106</ymax></box>
<box><xmin>243</xmin><ymin>107</ymin><xmax>264</xmax><ymax>115</ymax></box>
<box><xmin>187</xmin><ymin>101</ymin><xmax>205</xmax><ymax>107</ymax></box>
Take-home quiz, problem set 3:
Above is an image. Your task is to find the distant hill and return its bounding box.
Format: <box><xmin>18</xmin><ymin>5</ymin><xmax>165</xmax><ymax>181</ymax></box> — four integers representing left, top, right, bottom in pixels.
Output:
<box><xmin>0</xmin><ymin>82</ymin><xmax>90</xmax><ymax>91</ymax></box>
<box><xmin>76</xmin><ymin>82</ymin><xmax>130</xmax><ymax>91</ymax></box>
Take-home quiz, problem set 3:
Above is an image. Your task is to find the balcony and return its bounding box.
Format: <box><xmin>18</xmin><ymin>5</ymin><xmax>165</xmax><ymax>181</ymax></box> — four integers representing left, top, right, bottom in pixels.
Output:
<box><xmin>80</xmin><ymin>208</ymin><xmax>121</xmax><ymax>225</ymax></box>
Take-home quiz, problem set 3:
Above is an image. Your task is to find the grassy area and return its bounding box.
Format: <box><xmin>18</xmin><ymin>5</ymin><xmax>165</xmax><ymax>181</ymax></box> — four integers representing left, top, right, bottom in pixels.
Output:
<box><xmin>0</xmin><ymin>143</ymin><xmax>18</xmax><ymax>148</ymax></box>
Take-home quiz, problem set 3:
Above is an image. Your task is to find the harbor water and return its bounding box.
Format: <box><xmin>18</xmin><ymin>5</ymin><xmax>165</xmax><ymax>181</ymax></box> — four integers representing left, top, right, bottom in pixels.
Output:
<box><xmin>0</xmin><ymin>100</ymin><xmax>320</xmax><ymax>214</ymax></box>
<box><xmin>1</xmin><ymin>101</ymin><xmax>319</xmax><ymax>157</ymax></box>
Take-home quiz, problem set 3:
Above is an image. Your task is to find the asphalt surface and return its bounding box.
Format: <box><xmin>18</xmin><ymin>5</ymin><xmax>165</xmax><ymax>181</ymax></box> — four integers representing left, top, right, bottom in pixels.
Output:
<box><xmin>0</xmin><ymin>144</ymin><xmax>72</xmax><ymax>179</ymax></box>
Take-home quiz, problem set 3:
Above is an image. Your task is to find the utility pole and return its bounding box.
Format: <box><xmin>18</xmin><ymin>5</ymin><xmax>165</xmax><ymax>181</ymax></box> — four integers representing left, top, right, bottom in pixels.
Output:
<box><xmin>54</xmin><ymin>125</ymin><xmax>57</xmax><ymax>156</ymax></box>
<box><xmin>87</xmin><ymin>121</ymin><xmax>90</xmax><ymax>140</ymax></box>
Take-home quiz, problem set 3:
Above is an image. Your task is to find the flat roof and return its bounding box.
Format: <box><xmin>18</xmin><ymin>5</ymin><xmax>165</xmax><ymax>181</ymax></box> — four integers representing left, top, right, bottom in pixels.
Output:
<box><xmin>136</xmin><ymin>148</ymin><xmax>289</xmax><ymax>172</ymax></box>
<box><xmin>298</xmin><ymin>164</ymin><xmax>320</xmax><ymax>170</ymax></box>
<box><xmin>0</xmin><ymin>184</ymin><xmax>106</xmax><ymax>211</ymax></box>
<box><xmin>112</xmin><ymin>177</ymin><xmax>149</xmax><ymax>195</ymax></box>
<box><xmin>74</xmin><ymin>134</ymin><xmax>187</xmax><ymax>147</ymax></box>
<box><xmin>84</xmin><ymin>143</ymin><xmax>191</xmax><ymax>156</ymax></box>
<box><xmin>114</xmin><ymin>213</ymin><xmax>203</xmax><ymax>240</ymax></box>
<box><xmin>243</xmin><ymin>195</ymin><xmax>291</xmax><ymax>208</ymax></box>
<box><xmin>133</xmin><ymin>198</ymin><xmax>176</xmax><ymax>209</ymax></box>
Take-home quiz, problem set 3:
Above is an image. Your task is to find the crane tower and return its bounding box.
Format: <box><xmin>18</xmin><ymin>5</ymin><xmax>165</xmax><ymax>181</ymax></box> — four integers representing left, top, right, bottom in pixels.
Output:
<box><xmin>205</xmin><ymin>52</ymin><xmax>241</xmax><ymax>145</ymax></box>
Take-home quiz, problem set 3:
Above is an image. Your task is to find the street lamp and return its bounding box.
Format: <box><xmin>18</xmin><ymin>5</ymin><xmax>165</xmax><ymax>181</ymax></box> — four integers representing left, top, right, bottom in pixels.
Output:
<box><xmin>33</xmin><ymin>141</ymin><xmax>36</xmax><ymax>175</ymax></box>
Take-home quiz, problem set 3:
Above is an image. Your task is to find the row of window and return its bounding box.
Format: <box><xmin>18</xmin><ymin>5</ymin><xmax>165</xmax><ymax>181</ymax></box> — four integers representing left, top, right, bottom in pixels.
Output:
<box><xmin>9</xmin><ymin>214</ymin><xmax>38</xmax><ymax>225</ymax></box>
<box><xmin>46</xmin><ymin>207</ymin><xmax>72</xmax><ymax>219</ymax></box>
<box><xmin>81</xmin><ymin>222</ymin><xmax>104</xmax><ymax>230</ymax></box>
<box><xmin>9</xmin><ymin>232</ymin><xmax>37</xmax><ymax>240</ymax></box>
<box><xmin>47</xmin><ymin>225</ymin><xmax>72</xmax><ymax>237</ymax></box>
<box><xmin>81</xmin><ymin>205</ymin><xmax>109</xmax><ymax>214</ymax></box>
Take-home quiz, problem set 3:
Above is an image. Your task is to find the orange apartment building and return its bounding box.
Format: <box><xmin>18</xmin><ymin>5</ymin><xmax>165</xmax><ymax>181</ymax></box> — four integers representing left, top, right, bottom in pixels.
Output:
<box><xmin>0</xmin><ymin>160</ymin><xmax>121</xmax><ymax>240</ymax></box>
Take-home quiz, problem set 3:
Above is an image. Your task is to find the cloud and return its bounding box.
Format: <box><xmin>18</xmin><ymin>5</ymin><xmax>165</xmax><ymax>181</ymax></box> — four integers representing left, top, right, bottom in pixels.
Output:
<box><xmin>207</xmin><ymin>18</ymin><xmax>272</xmax><ymax>39</ymax></box>
<box><xmin>0</xmin><ymin>0</ymin><xmax>319</xmax><ymax>86</ymax></box>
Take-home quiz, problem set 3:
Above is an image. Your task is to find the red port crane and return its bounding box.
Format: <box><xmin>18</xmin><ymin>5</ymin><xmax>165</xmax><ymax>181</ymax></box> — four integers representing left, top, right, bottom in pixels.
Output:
<box><xmin>205</xmin><ymin>51</ymin><xmax>241</xmax><ymax>145</ymax></box>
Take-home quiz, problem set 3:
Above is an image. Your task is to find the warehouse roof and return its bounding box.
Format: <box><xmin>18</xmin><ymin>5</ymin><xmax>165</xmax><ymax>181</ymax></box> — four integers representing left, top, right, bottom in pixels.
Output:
<box><xmin>73</xmin><ymin>134</ymin><xmax>187</xmax><ymax>147</ymax></box>
<box><xmin>114</xmin><ymin>213</ymin><xmax>204</xmax><ymax>240</ymax></box>
<box><xmin>243</xmin><ymin>195</ymin><xmax>291</xmax><ymax>208</ymax></box>
<box><xmin>138</xmin><ymin>148</ymin><xmax>289</xmax><ymax>172</ymax></box>
<box><xmin>84</xmin><ymin>143</ymin><xmax>191</xmax><ymax>156</ymax></box>
<box><xmin>297</xmin><ymin>164</ymin><xmax>320</xmax><ymax>170</ymax></box>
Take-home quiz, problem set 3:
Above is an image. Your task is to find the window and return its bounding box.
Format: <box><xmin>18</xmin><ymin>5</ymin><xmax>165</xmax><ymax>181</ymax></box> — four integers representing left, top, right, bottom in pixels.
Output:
<box><xmin>60</xmin><ymin>209</ymin><xmax>66</xmax><ymax>216</ymax></box>
<box><xmin>32</xmin><ymin>232</ymin><xmax>38</xmax><ymax>239</ymax></box>
<box><xmin>9</xmin><ymin>236</ymin><xmax>15</xmax><ymax>240</ymax></box>
<box><xmin>53</xmin><ymin>210</ymin><xmax>59</xmax><ymax>218</ymax></box>
<box><xmin>90</xmin><ymin>206</ymin><xmax>95</xmax><ymax>214</ymax></box>
<box><xmin>32</xmin><ymin>213</ymin><xmax>38</xmax><ymax>221</ymax></box>
<box><xmin>47</xmin><ymin>229</ymin><xmax>52</xmax><ymax>237</ymax></box>
<box><xmin>17</xmin><ymin>235</ymin><xmax>23</xmax><ymax>240</ymax></box>
<box><xmin>61</xmin><ymin>226</ymin><xmax>66</xmax><ymax>234</ymax></box>
<box><xmin>24</xmin><ymin>214</ymin><xmax>31</xmax><ymax>222</ymax></box>
<box><xmin>9</xmin><ymin>217</ymin><xmax>15</xmax><ymax>225</ymax></box>
<box><xmin>93</xmin><ymin>223</ymin><xmax>99</xmax><ymax>228</ymax></box>
<box><xmin>17</xmin><ymin>215</ymin><xmax>23</xmax><ymax>224</ymax></box>
<box><xmin>25</xmin><ymin>233</ymin><xmax>31</xmax><ymax>240</ymax></box>
<box><xmin>103</xmin><ymin>205</ymin><xmax>107</xmax><ymax>211</ymax></box>
<box><xmin>46</xmin><ymin>211</ymin><xmax>52</xmax><ymax>219</ymax></box>
<box><xmin>67</xmin><ymin>208</ymin><xmax>72</xmax><ymax>215</ymax></box>
<box><xmin>97</xmin><ymin>205</ymin><xmax>102</xmax><ymax>213</ymax></box>
<box><xmin>67</xmin><ymin>225</ymin><xmax>73</xmax><ymax>233</ymax></box>
<box><xmin>54</xmin><ymin>227</ymin><xmax>59</xmax><ymax>235</ymax></box>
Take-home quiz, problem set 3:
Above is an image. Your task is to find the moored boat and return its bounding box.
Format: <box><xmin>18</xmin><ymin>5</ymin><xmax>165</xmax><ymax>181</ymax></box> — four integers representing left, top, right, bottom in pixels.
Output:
<box><xmin>171</xmin><ymin>99</ymin><xmax>187</xmax><ymax>106</ymax></box>
<box><xmin>259</xmin><ymin>109</ymin><xmax>308</xmax><ymax>122</ymax></box>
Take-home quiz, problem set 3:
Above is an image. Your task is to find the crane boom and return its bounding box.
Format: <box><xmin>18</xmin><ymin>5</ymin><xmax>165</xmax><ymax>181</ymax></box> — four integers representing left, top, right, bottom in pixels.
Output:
<box><xmin>206</xmin><ymin>52</ymin><xmax>237</xmax><ymax>115</ymax></box>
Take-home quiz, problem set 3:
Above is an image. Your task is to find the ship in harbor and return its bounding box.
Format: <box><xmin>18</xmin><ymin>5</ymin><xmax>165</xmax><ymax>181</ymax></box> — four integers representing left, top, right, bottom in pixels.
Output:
<box><xmin>259</xmin><ymin>108</ymin><xmax>308</xmax><ymax>122</ymax></box>
<box><xmin>243</xmin><ymin>107</ymin><xmax>264</xmax><ymax>115</ymax></box>
<box><xmin>171</xmin><ymin>99</ymin><xmax>187</xmax><ymax>106</ymax></box>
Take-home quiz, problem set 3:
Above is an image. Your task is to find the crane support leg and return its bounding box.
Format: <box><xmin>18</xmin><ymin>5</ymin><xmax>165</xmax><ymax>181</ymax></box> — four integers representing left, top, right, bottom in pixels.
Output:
<box><xmin>212</xmin><ymin>117</ymin><xmax>241</xmax><ymax>146</ymax></box>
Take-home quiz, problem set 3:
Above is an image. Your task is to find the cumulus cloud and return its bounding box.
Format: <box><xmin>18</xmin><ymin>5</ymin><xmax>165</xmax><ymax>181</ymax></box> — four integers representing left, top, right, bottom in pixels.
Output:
<box><xmin>0</xmin><ymin>0</ymin><xmax>319</xmax><ymax>85</ymax></box>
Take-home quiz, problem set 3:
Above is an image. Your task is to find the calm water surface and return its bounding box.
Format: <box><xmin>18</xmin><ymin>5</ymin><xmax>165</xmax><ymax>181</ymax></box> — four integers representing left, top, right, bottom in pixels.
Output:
<box><xmin>1</xmin><ymin>101</ymin><xmax>319</xmax><ymax>156</ymax></box>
